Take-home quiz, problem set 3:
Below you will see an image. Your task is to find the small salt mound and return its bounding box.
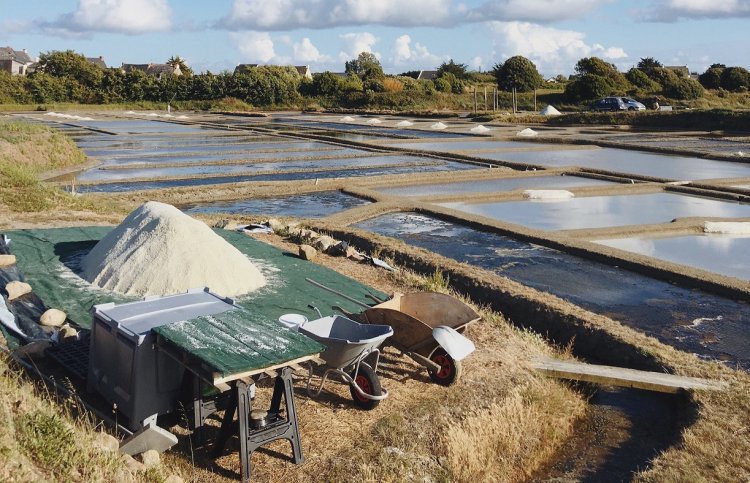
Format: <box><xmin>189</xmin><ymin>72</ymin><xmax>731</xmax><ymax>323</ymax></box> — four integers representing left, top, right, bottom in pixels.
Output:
<box><xmin>81</xmin><ymin>202</ymin><xmax>266</xmax><ymax>297</ymax></box>
<box><xmin>735</xmin><ymin>151</ymin><xmax>745</xmax><ymax>157</ymax></box>
<box><xmin>517</xmin><ymin>128</ymin><xmax>538</xmax><ymax>137</ymax></box>
<box><xmin>177</xmin><ymin>115</ymin><xmax>189</xmax><ymax>119</ymax></box>
<box><xmin>431</xmin><ymin>122</ymin><xmax>447</xmax><ymax>130</ymax></box>
<box><xmin>147</xmin><ymin>113</ymin><xmax>159</xmax><ymax>117</ymax></box>
<box><xmin>395</xmin><ymin>120</ymin><xmax>413</xmax><ymax>127</ymax></box>
<box><xmin>523</xmin><ymin>189</ymin><xmax>574</xmax><ymax>200</ymax></box>
<box><xmin>341</xmin><ymin>116</ymin><xmax>355</xmax><ymax>122</ymax></box>
<box><xmin>470</xmin><ymin>125</ymin><xmax>490</xmax><ymax>133</ymax></box>
<box><xmin>366</xmin><ymin>118</ymin><xmax>382</xmax><ymax>124</ymax></box>
<box><xmin>703</xmin><ymin>221</ymin><xmax>750</xmax><ymax>235</ymax></box>
<box><xmin>540</xmin><ymin>105</ymin><xmax>561</xmax><ymax>116</ymax></box>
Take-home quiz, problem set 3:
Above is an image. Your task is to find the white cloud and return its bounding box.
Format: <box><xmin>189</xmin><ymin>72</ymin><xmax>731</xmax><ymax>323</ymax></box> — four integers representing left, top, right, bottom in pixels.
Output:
<box><xmin>231</xmin><ymin>31</ymin><xmax>277</xmax><ymax>62</ymax></box>
<box><xmin>646</xmin><ymin>0</ymin><xmax>750</xmax><ymax>21</ymax></box>
<box><xmin>293</xmin><ymin>37</ymin><xmax>331</xmax><ymax>63</ymax></box>
<box><xmin>390</xmin><ymin>34</ymin><xmax>444</xmax><ymax>69</ymax></box>
<box><xmin>338</xmin><ymin>32</ymin><xmax>379</xmax><ymax>61</ymax></box>
<box><xmin>489</xmin><ymin>21</ymin><xmax>628</xmax><ymax>75</ymax></box>
<box><xmin>219</xmin><ymin>0</ymin><xmax>609</xmax><ymax>30</ymax></box>
<box><xmin>44</xmin><ymin>0</ymin><xmax>172</xmax><ymax>35</ymax></box>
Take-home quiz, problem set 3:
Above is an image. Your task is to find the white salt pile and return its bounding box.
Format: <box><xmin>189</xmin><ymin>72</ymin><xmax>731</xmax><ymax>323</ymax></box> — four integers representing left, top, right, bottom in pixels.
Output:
<box><xmin>703</xmin><ymin>221</ymin><xmax>750</xmax><ymax>235</ymax></box>
<box><xmin>366</xmin><ymin>118</ymin><xmax>382</xmax><ymax>124</ymax></box>
<box><xmin>341</xmin><ymin>116</ymin><xmax>355</xmax><ymax>122</ymax></box>
<box><xmin>517</xmin><ymin>128</ymin><xmax>538</xmax><ymax>137</ymax></box>
<box><xmin>124</xmin><ymin>110</ymin><xmax>137</xmax><ymax>114</ymax></box>
<box><xmin>523</xmin><ymin>189</ymin><xmax>575</xmax><ymax>200</ymax></box>
<box><xmin>81</xmin><ymin>202</ymin><xmax>266</xmax><ymax>297</ymax></box>
<box><xmin>177</xmin><ymin>115</ymin><xmax>189</xmax><ymax>119</ymax></box>
<box><xmin>395</xmin><ymin>120</ymin><xmax>414</xmax><ymax>127</ymax></box>
<box><xmin>431</xmin><ymin>122</ymin><xmax>447</xmax><ymax>130</ymax></box>
<box><xmin>44</xmin><ymin>112</ymin><xmax>94</xmax><ymax>121</ymax></box>
<box><xmin>540</xmin><ymin>105</ymin><xmax>561</xmax><ymax>116</ymax></box>
<box><xmin>470</xmin><ymin>125</ymin><xmax>490</xmax><ymax>133</ymax></box>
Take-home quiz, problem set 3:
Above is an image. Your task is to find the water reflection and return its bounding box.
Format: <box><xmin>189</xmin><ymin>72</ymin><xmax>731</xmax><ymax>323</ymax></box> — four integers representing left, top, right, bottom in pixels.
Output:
<box><xmin>439</xmin><ymin>193</ymin><xmax>750</xmax><ymax>230</ymax></box>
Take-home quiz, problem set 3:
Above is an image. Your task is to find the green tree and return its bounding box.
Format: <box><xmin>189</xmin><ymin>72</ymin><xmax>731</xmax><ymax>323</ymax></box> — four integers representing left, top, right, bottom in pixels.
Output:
<box><xmin>720</xmin><ymin>67</ymin><xmax>750</xmax><ymax>92</ymax></box>
<box><xmin>437</xmin><ymin>59</ymin><xmax>468</xmax><ymax>80</ymax></box>
<box><xmin>36</xmin><ymin>50</ymin><xmax>103</xmax><ymax>88</ymax></box>
<box><xmin>492</xmin><ymin>56</ymin><xmax>543</xmax><ymax>92</ymax></box>
<box><xmin>626</xmin><ymin>68</ymin><xmax>659</xmax><ymax>91</ymax></box>
<box><xmin>637</xmin><ymin>57</ymin><xmax>663</xmax><ymax>75</ymax></box>
<box><xmin>699</xmin><ymin>67</ymin><xmax>724</xmax><ymax>89</ymax></box>
<box><xmin>664</xmin><ymin>77</ymin><xmax>704</xmax><ymax>99</ymax></box>
<box><xmin>345</xmin><ymin>52</ymin><xmax>384</xmax><ymax>80</ymax></box>
<box><xmin>564</xmin><ymin>74</ymin><xmax>614</xmax><ymax>101</ymax></box>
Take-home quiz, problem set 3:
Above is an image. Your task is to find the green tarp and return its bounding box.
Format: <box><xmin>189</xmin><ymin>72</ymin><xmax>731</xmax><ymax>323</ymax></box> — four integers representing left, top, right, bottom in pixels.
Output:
<box><xmin>7</xmin><ymin>227</ymin><xmax>386</xmax><ymax>377</ymax></box>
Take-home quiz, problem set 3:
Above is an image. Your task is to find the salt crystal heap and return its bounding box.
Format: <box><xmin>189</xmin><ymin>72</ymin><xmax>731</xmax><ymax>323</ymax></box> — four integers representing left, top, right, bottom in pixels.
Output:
<box><xmin>82</xmin><ymin>202</ymin><xmax>266</xmax><ymax>297</ymax></box>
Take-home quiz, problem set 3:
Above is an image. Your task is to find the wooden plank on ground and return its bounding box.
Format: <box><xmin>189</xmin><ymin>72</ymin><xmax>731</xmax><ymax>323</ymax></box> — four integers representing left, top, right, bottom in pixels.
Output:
<box><xmin>534</xmin><ymin>357</ymin><xmax>726</xmax><ymax>393</ymax></box>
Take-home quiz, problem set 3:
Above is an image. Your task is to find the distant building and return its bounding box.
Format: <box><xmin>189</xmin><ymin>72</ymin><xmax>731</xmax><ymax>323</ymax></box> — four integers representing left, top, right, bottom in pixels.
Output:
<box><xmin>0</xmin><ymin>46</ymin><xmax>34</xmax><ymax>76</ymax></box>
<box><xmin>416</xmin><ymin>70</ymin><xmax>439</xmax><ymax>81</ymax></box>
<box><xmin>234</xmin><ymin>63</ymin><xmax>258</xmax><ymax>75</ymax></box>
<box><xmin>121</xmin><ymin>63</ymin><xmax>181</xmax><ymax>79</ymax></box>
<box><xmin>294</xmin><ymin>65</ymin><xmax>312</xmax><ymax>80</ymax></box>
<box><xmin>665</xmin><ymin>65</ymin><xmax>690</xmax><ymax>78</ymax></box>
<box><xmin>86</xmin><ymin>56</ymin><xmax>107</xmax><ymax>69</ymax></box>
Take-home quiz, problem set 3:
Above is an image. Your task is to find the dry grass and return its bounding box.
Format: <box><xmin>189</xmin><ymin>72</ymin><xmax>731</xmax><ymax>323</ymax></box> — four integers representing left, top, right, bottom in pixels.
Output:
<box><xmin>0</xmin><ymin>351</ymin><xmax>188</xmax><ymax>482</ymax></box>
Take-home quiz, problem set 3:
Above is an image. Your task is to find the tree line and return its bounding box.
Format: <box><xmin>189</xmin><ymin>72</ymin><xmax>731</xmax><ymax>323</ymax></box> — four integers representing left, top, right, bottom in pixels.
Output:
<box><xmin>1</xmin><ymin>50</ymin><xmax>748</xmax><ymax>108</ymax></box>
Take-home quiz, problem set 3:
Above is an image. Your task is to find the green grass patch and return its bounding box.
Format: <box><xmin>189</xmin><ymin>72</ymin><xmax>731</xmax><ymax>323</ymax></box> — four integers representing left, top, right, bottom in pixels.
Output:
<box><xmin>16</xmin><ymin>411</ymin><xmax>80</xmax><ymax>472</ymax></box>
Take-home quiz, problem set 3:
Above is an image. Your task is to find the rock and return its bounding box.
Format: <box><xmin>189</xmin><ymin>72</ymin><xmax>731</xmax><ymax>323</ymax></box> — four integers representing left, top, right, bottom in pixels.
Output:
<box><xmin>119</xmin><ymin>453</ymin><xmax>144</xmax><ymax>472</ymax></box>
<box><xmin>266</xmin><ymin>218</ymin><xmax>284</xmax><ymax>233</ymax></box>
<box><xmin>164</xmin><ymin>475</ymin><xmax>184</xmax><ymax>483</ymax></box>
<box><xmin>13</xmin><ymin>340</ymin><xmax>51</xmax><ymax>360</ymax></box>
<box><xmin>60</xmin><ymin>325</ymin><xmax>78</xmax><ymax>343</ymax></box>
<box><xmin>312</xmin><ymin>235</ymin><xmax>335</xmax><ymax>252</ymax></box>
<box><xmin>287</xmin><ymin>227</ymin><xmax>302</xmax><ymax>238</ymax></box>
<box><xmin>299</xmin><ymin>245</ymin><xmax>317</xmax><ymax>261</ymax></box>
<box><xmin>140</xmin><ymin>449</ymin><xmax>160</xmax><ymax>468</ymax></box>
<box><xmin>93</xmin><ymin>431</ymin><xmax>120</xmax><ymax>453</ymax></box>
<box><xmin>299</xmin><ymin>229</ymin><xmax>318</xmax><ymax>241</ymax></box>
<box><xmin>212</xmin><ymin>219</ymin><xmax>230</xmax><ymax>229</ymax></box>
<box><xmin>346</xmin><ymin>246</ymin><xmax>365</xmax><ymax>261</ymax></box>
<box><xmin>0</xmin><ymin>254</ymin><xmax>16</xmax><ymax>268</ymax></box>
<box><xmin>40</xmin><ymin>308</ymin><xmax>66</xmax><ymax>327</ymax></box>
<box><xmin>6</xmin><ymin>281</ymin><xmax>32</xmax><ymax>301</ymax></box>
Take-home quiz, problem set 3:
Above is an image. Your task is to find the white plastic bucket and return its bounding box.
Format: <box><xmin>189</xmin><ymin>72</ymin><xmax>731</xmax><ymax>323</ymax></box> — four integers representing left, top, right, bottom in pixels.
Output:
<box><xmin>278</xmin><ymin>313</ymin><xmax>308</xmax><ymax>330</ymax></box>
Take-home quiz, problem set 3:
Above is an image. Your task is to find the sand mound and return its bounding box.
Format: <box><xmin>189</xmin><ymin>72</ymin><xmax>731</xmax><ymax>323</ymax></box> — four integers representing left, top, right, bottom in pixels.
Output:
<box><xmin>471</xmin><ymin>125</ymin><xmax>490</xmax><ymax>133</ymax></box>
<box><xmin>540</xmin><ymin>105</ymin><xmax>561</xmax><ymax>116</ymax></box>
<box><xmin>523</xmin><ymin>189</ymin><xmax>574</xmax><ymax>200</ymax></box>
<box><xmin>517</xmin><ymin>128</ymin><xmax>538</xmax><ymax>137</ymax></box>
<box><xmin>703</xmin><ymin>221</ymin><xmax>750</xmax><ymax>235</ymax></box>
<box><xmin>81</xmin><ymin>202</ymin><xmax>266</xmax><ymax>297</ymax></box>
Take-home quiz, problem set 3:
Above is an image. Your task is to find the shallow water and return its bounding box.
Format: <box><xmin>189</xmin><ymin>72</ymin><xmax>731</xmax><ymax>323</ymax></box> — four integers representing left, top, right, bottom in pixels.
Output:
<box><xmin>76</xmin><ymin>154</ymin><xmax>443</xmax><ymax>181</ymax></box>
<box><xmin>185</xmin><ymin>190</ymin><xmax>368</xmax><ymax>218</ymax></box>
<box><xmin>76</xmin><ymin>161</ymin><xmax>473</xmax><ymax>192</ymax></box>
<box><xmin>384</xmin><ymin>140</ymin><xmax>559</xmax><ymax>152</ymax></box>
<box><xmin>83</xmin><ymin>141</ymin><xmax>335</xmax><ymax>158</ymax></box>
<box><xmin>354</xmin><ymin>212</ymin><xmax>750</xmax><ymax>369</ymax></box>
<box><xmin>439</xmin><ymin>192</ymin><xmax>750</xmax><ymax>230</ymax></box>
<box><xmin>376</xmin><ymin>175</ymin><xmax>614</xmax><ymax>197</ymax></box>
<box><xmin>597</xmin><ymin>234</ymin><xmax>750</xmax><ymax>281</ymax></box>
<box><xmin>477</xmin><ymin>147</ymin><xmax>750</xmax><ymax>181</ymax></box>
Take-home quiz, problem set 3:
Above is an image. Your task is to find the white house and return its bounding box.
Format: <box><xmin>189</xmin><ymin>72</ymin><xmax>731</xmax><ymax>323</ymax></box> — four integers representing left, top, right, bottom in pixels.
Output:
<box><xmin>0</xmin><ymin>47</ymin><xmax>34</xmax><ymax>76</ymax></box>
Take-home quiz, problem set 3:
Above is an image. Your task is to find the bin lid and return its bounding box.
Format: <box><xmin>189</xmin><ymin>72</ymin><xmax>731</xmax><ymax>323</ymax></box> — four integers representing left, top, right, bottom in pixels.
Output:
<box><xmin>93</xmin><ymin>288</ymin><xmax>235</xmax><ymax>336</ymax></box>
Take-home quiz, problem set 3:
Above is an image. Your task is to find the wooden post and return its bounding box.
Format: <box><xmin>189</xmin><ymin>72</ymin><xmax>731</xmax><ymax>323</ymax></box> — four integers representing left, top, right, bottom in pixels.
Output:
<box><xmin>473</xmin><ymin>87</ymin><xmax>477</xmax><ymax>114</ymax></box>
<box><xmin>534</xmin><ymin>89</ymin><xmax>537</xmax><ymax>112</ymax></box>
<box><xmin>483</xmin><ymin>86</ymin><xmax>487</xmax><ymax>112</ymax></box>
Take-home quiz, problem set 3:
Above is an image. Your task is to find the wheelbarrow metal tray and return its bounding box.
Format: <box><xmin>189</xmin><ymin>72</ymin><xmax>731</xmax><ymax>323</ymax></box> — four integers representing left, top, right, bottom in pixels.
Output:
<box><xmin>299</xmin><ymin>315</ymin><xmax>393</xmax><ymax>369</ymax></box>
<box><xmin>362</xmin><ymin>292</ymin><xmax>479</xmax><ymax>354</ymax></box>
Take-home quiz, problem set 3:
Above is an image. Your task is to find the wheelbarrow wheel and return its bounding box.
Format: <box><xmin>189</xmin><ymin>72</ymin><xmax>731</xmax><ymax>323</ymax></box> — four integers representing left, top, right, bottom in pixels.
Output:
<box><xmin>350</xmin><ymin>363</ymin><xmax>382</xmax><ymax>410</ymax></box>
<box><xmin>428</xmin><ymin>349</ymin><xmax>461</xmax><ymax>386</ymax></box>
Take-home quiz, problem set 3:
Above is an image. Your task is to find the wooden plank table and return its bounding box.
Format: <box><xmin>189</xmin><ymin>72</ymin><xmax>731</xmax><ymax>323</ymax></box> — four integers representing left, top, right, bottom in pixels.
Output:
<box><xmin>534</xmin><ymin>357</ymin><xmax>726</xmax><ymax>393</ymax></box>
<box><xmin>153</xmin><ymin>308</ymin><xmax>324</xmax><ymax>482</ymax></box>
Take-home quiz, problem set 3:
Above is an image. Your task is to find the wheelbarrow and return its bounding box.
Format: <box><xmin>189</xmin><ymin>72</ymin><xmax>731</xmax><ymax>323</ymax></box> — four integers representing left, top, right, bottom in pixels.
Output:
<box><xmin>278</xmin><ymin>309</ymin><xmax>393</xmax><ymax>410</ymax></box>
<box><xmin>306</xmin><ymin>279</ymin><xmax>478</xmax><ymax>386</ymax></box>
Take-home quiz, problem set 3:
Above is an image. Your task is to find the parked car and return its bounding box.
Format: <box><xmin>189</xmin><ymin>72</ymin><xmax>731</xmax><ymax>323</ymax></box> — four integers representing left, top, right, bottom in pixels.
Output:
<box><xmin>591</xmin><ymin>97</ymin><xmax>626</xmax><ymax>111</ymax></box>
<box><xmin>622</xmin><ymin>97</ymin><xmax>647</xmax><ymax>111</ymax></box>
<box><xmin>591</xmin><ymin>96</ymin><xmax>646</xmax><ymax>112</ymax></box>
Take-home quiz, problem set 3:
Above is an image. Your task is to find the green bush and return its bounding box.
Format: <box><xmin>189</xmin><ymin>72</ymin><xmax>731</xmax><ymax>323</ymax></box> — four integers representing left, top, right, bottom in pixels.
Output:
<box><xmin>626</xmin><ymin>68</ymin><xmax>659</xmax><ymax>91</ymax></box>
<box><xmin>720</xmin><ymin>67</ymin><xmax>750</xmax><ymax>92</ymax></box>
<box><xmin>564</xmin><ymin>74</ymin><xmax>614</xmax><ymax>101</ymax></box>
<box><xmin>664</xmin><ymin>77</ymin><xmax>704</xmax><ymax>100</ymax></box>
<box><xmin>699</xmin><ymin>67</ymin><xmax>723</xmax><ymax>89</ymax></box>
<box><xmin>434</xmin><ymin>77</ymin><xmax>451</xmax><ymax>93</ymax></box>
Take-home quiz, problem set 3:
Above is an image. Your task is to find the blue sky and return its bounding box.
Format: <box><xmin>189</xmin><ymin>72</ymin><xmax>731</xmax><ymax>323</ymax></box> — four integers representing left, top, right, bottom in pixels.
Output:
<box><xmin>1</xmin><ymin>0</ymin><xmax>748</xmax><ymax>77</ymax></box>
